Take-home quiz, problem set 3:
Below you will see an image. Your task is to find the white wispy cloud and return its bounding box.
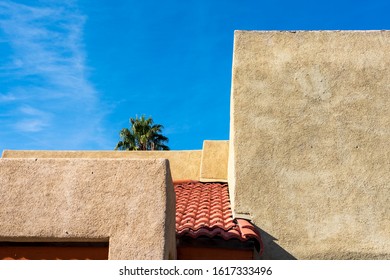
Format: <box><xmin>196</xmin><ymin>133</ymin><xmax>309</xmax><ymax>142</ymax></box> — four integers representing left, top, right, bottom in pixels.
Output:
<box><xmin>0</xmin><ymin>0</ymin><xmax>109</xmax><ymax>150</ymax></box>
<box><xmin>13</xmin><ymin>105</ymin><xmax>52</xmax><ymax>132</ymax></box>
<box><xmin>0</xmin><ymin>93</ymin><xmax>17</xmax><ymax>102</ymax></box>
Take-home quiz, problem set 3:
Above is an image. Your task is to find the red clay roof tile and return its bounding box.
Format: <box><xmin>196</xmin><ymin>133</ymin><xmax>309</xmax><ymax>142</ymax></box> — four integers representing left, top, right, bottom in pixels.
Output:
<box><xmin>174</xmin><ymin>180</ymin><xmax>263</xmax><ymax>254</ymax></box>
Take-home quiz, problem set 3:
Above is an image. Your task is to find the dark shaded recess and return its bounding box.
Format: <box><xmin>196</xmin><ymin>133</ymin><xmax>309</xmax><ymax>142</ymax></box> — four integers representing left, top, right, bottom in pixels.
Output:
<box><xmin>254</xmin><ymin>226</ymin><xmax>297</xmax><ymax>260</ymax></box>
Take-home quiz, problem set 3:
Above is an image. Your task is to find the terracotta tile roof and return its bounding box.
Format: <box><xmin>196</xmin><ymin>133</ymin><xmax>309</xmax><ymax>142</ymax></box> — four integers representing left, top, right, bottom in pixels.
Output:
<box><xmin>174</xmin><ymin>180</ymin><xmax>263</xmax><ymax>254</ymax></box>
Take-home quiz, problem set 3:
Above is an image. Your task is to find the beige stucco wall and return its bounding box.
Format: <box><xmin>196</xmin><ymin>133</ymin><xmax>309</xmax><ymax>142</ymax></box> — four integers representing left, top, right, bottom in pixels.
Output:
<box><xmin>0</xmin><ymin>158</ymin><xmax>176</xmax><ymax>260</ymax></box>
<box><xmin>229</xmin><ymin>30</ymin><xmax>390</xmax><ymax>259</ymax></box>
<box><xmin>200</xmin><ymin>140</ymin><xmax>229</xmax><ymax>182</ymax></box>
<box><xmin>2</xmin><ymin>150</ymin><xmax>202</xmax><ymax>181</ymax></box>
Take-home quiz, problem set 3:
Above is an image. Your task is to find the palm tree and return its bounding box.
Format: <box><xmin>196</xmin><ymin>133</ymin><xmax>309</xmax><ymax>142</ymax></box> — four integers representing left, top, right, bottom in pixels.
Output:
<box><xmin>115</xmin><ymin>115</ymin><xmax>169</xmax><ymax>151</ymax></box>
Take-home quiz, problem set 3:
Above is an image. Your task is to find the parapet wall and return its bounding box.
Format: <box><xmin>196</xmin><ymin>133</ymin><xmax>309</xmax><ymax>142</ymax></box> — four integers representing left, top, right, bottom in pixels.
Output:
<box><xmin>0</xmin><ymin>158</ymin><xmax>176</xmax><ymax>260</ymax></box>
<box><xmin>229</xmin><ymin>31</ymin><xmax>390</xmax><ymax>259</ymax></box>
<box><xmin>3</xmin><ymin>142</ymin><xmax>230</xmax><ymax>182</ymax></box>
<box><xmin>200</xmin><ymin>140</ymin><xmax>229</xmax><ymax>182</ymax></box>
<box><xmin>2</xmin><ymin>150</ymin><xmax>202</xmax><ymax>181</ymax></box>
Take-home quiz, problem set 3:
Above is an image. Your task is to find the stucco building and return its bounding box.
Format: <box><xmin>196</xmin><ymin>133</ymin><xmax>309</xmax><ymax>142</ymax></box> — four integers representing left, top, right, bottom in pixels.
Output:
<box><xmin>1</xmin><ymin>30</ymin><xmax>390</xmax><ymax>259</ymax></box>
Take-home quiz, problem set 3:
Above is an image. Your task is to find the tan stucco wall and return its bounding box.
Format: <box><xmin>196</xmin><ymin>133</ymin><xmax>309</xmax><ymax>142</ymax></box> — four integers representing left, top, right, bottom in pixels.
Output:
<box><xmin>200</xmin><ymin>140</ymin><xmax>229</xmax><ymax>182</ymax></box>
<box><xmin>0</xmin><ymin>158</ymin><xmax>176</xmax><ymax>260</ymax></box>
<box><xmin>2</xmin><ymin>150</ymin><xmax>202</xmax><ymax>181</ymax></box>
<box><xmin>229</xmin><ymin>30</ymin><xmax>390</xmax><ymax>259</ymax></box>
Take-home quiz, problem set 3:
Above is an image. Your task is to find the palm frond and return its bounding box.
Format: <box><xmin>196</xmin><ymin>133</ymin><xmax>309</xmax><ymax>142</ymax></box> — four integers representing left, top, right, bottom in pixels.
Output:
<box><xmin>115</xmin><ymin>115</ymin><xmax>170</xmax><ymax>151</ymax></box>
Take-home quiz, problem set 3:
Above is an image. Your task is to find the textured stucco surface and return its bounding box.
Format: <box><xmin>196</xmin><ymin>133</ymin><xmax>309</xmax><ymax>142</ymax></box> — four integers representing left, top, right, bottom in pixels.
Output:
<box><xmin>2</xmin><ymin>150</ymin><xmax>201</xmax><ymax>181</ymax></box>
<box><xmin>200</xmin><ymin>140</ymin><xmax>229</xmax><ymax>181</ymax></box>
<box><xmin>0</xmin><ymin>158</ymin><xmax>176</xmax><ymax>260</ymax></box>
<box><xmin>229</xmin><ymin>31</ymin><xmax>390</xmax><ymax>259</ymax></box>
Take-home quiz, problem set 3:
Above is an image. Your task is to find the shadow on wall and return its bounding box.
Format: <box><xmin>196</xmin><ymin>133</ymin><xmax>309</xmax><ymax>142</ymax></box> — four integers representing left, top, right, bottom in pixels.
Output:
<box><xmin>254</xmin><ymin>226</ymin><xmax>296</xmax><ymax>260</ymax></box>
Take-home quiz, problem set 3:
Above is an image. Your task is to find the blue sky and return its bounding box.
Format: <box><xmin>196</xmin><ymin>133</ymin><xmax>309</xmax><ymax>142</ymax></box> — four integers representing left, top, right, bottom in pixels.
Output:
<box><xmin>1</xmin><ymin>0</ymin><xmax>389</xmax><ymax>151</ymax></box>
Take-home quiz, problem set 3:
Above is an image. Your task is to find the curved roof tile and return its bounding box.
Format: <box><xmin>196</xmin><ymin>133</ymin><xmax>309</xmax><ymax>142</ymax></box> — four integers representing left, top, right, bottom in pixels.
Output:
<box><xmin>174</xmin><ymin>180</ymin><xmax>263</xmax><ymax>254</ymax></box>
